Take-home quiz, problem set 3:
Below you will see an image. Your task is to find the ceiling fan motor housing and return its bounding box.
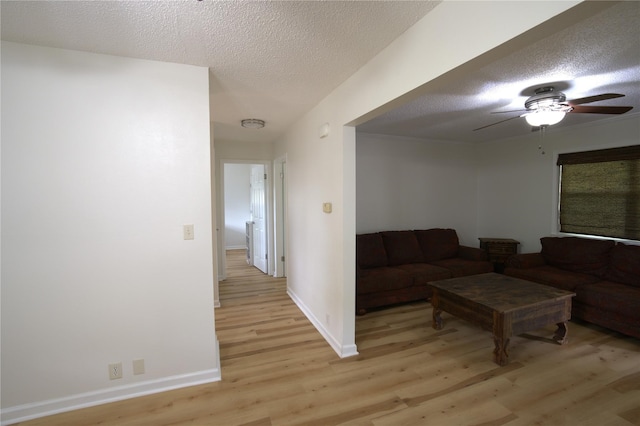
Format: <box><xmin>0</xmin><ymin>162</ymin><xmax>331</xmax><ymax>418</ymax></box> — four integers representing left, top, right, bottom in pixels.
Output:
<box><xmin>525</xmin><ymin>87</ymin><xmax>567</xmax><ymax>110</ymax></box>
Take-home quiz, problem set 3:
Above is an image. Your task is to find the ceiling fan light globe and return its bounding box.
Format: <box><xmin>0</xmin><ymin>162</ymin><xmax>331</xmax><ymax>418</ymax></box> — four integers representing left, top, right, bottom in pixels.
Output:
<box><xmin>525</xmin><ymin>110</ymin><xmax>566</xmax><ymax>127</ymax></box>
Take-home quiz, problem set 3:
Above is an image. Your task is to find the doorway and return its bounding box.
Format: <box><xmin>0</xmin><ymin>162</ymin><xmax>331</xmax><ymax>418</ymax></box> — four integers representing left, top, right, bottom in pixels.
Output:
<box><xmin>219</xmin><ymin>160</ymin><xmax>271</xmax><ymax>281</ymax></box>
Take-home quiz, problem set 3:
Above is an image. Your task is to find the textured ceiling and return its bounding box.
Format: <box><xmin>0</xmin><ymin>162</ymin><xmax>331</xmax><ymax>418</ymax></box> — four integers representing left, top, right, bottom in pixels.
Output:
<box><xmin>1</xmin><ymin>0</ymin><xmax>440</xmax><ymax>144</ymax></box>
<box><xmin>2</xmin><ymin>1</ymin><xmax>638</xmax><ymax>145</ymax></box>
<box><xmin>358</xmin><ymin>1</ymin><xmax>640</xmax><ymax>143</ymax></box>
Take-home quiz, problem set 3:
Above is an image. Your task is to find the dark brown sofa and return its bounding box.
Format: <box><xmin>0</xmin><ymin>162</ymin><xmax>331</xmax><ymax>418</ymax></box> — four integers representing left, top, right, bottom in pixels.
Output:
<box><xmin>356</xmin><ymin>228</ymin><xmax>493</xmax><ymax>315</ymax></box>
<box><xmin>504</xmin><ymin>236</ymin><xmax>640</xmax><ymax>339</ymax></box>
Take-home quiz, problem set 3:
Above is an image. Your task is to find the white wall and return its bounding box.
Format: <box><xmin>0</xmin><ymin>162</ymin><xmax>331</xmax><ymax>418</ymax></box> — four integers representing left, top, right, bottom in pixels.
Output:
<box><xmin>477</xmin><ymin>113</ymin><xmax>640</xmax><ymax>253</ymax></box>
<box><xmin>356</xmin><ymin>133</ymin><xmax>478</xmax><ymax>246</ymax></box>
<box><xmin>355</xmin><ymin>116</ymin><xmax>640</xmax><ymax>256</ymax></box>
<box><xmin>1</xmin><ymin>42</ymin><xmax>218</xmax><ymax>424</ymax></box>
<box><xmin>273</xmin><ymin>1</ymin><xmax>580</xmax><ymax>358</ymax></box>
<box><xmin>215</xmin><ymin>139</ymin><xmax>274</xmax><ymax>161</ymax></box>
<box><xmin>224</xmin><ymin>163</ymin><xmax>251</xmax><ymax>249</ymax></box>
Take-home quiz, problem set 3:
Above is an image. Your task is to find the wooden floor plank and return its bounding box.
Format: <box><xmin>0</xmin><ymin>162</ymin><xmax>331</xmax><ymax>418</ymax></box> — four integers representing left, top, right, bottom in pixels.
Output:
<box><xmin>14</xmin><ymin>249</ymin><xmax>640</xmax><ymax>425</ymax></box>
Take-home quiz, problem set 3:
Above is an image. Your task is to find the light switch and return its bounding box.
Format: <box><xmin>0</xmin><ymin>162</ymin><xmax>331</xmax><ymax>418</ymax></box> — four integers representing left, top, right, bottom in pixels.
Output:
<box><xmin>183</xmin><ymin>224</ymin><xmax>194</xmax><ymax>240</ymax></box>
<box><xmin>323</xmin><ymin>202</ymin><xmax>332</xmax><ymax>213</ymax></box>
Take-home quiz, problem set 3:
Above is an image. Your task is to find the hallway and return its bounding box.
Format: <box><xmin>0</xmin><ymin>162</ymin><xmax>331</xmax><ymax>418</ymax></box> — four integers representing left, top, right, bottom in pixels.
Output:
<box><xmin>219</xmin><ymin>249</ymin><xmax>287</xmax><ymax>303</ymax></box>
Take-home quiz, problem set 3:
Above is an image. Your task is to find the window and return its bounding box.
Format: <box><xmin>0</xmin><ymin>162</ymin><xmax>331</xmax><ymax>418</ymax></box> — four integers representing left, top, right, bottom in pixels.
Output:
<box><xmin>557</xmin><ymin>145</ymin><xmax>640</xmax><ymax>240</ymax></box>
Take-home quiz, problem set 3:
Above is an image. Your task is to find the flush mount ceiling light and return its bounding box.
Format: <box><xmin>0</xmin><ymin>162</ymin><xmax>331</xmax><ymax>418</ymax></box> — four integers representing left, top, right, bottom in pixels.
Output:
<box><xmin>241</xmin><ymin>119</ymin><xmax>265</xmax><ymax>129</ymax></box>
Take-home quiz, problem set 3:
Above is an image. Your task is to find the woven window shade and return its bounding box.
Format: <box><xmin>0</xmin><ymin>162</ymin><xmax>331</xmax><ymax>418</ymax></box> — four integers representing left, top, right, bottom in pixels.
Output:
<box><xmin>558</xmin><ymin>145</ymin><xmax>640</xmax><ymax>240</ymax></box>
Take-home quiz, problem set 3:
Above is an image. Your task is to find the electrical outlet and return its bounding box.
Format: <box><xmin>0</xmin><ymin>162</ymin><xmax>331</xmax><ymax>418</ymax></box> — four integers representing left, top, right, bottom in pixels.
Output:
<box><xmin>108</xmin><ymin>362</ymin><xmax>123</xmax><ymax>380</ymax></box>
<box><xmin>133</xmin><ymin>358</ymin><xmax>145</xmax><ymax>375</ymax></box>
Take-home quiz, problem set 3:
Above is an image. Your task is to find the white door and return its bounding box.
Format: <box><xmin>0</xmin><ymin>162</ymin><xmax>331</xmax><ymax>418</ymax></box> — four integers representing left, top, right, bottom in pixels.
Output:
<box><xmin>250</xmin><ymin>164</ymin><xmax>268</xmax><ymax>273</ymax></box>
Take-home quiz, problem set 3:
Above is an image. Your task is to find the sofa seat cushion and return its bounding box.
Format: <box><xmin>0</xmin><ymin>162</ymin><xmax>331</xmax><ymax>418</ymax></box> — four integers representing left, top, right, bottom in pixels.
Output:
<box><xmin>541</xmin><ymin>237</ymin><xmax>614</xmax><ymax>277</ymax></box>
<box><xmin>357</xmin><ymin>267</ymin><xmax>412</xmax><ymax>294</ymax></box>
<box><xmin>415</xmin><ymin>228</ymin><xmax>459</xmax><ymax>261</ymax></box>
<box><xmin>381</xmin><ymin>231</ymin><xmax>424</xmax><ymax>266</ymax></box>
<box><xmin>395</xmin><ymin>263</ymin><xmax>451</xmax><ymax>285</ymax></box>
<box><xmin>604</xmin><ymin>243</ymin><xmax>640</xmax><ymax>287</ymax></box>
<box><xmin>430</xmin><ymin>258</ymin><xmax>494</xmax><ymax>278</ymax></box>
<box><xmin>505</xmin><ymin>265</ymin><xmax>599</xmax><ymax>292</ymax></box>
<box><xmin>575</xmin><ymin>281</ymin><xmax>640</xmax><ymax>319</ymax></box>
<box><xmin>357</xmin><ymin>233</ymin><xmax>388</xmax><ymax>269</ymax></box>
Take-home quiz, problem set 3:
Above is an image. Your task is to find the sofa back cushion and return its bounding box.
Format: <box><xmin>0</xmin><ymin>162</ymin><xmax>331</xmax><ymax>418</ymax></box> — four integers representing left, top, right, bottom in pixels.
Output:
<box><xmin>415</xmin><ymin>228</ymin><xmax>459</xmax><ymax>261</ymax></box>
<box><xmin>541</xmin><ymin>237</ymin><xmax>614</xmax><ymax>277</ymax></box>
<box><xmin>356</xmin><ymin>233</ymin><xmax>388</xmax><ymax>269</ymax></box>
<box><xmin>381</xmin><ymin>231</ymin><xmax>424</xmax><ymax>266</ymax></box>
<box><xmin>604</xmin><ymin>243</ymin><xmax>640</xmax><ymax>287</ymax></box>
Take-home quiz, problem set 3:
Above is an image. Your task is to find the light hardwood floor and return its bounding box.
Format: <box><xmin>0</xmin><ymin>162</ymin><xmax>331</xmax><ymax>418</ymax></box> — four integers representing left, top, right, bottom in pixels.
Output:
<box><xmin>16</xmin><ymin>249</ymin><xmax>640</xmax><ymax>425</ymax></box>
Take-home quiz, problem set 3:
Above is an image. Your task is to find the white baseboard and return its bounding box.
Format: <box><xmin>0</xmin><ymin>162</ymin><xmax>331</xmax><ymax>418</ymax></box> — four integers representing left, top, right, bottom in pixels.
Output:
<box><xmin>1</xmin><ymin>339</ymin><xmax>222</xmax><ymax>426</ymax></box>
<box><xmin>225</xmin><ymin>246</ymin><xmax>246</xmax><ymax>250</ymax></box>
<box><xmin>286</xmin><ymin>289</ymin><xmax>359</xmax><ymax>359</ymax></box>
<box><xmin>340</xmin><ymin>343</ymin><xmax>359</xmax><ymax>358</ymax></box>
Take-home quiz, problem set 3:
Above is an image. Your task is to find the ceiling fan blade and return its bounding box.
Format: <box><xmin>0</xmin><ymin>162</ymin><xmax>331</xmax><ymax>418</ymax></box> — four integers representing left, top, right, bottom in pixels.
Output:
<box><xmin>491</xmin><ymin>109</ymin><xmax>527</xmax><ymax>114</ymax></box>
<box><xmin>473</xmin><ymin>115</ymin><xmax>522</xmax><ymax>131</ymax></box>
<box><xmin>568</xmin><ymin>93</ymin><xmax>625</xmax><ymax>106</ymax></box>
<box><xmin>570</xmin><ymin>105</ymin><xmax>633</xmax><ymax>114</ymax></box>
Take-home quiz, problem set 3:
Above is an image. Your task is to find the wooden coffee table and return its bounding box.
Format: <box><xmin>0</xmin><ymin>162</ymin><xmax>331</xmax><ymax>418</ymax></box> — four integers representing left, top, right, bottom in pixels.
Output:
<box><xmin>429</xmin><ymin>273</ymin><xmax>575</xmax><ymax>366</ymax></box>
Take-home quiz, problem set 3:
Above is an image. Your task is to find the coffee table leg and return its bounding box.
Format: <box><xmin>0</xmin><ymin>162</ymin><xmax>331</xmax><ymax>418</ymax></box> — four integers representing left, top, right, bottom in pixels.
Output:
<box><xmin>553</xmin><ymin>322</ymin><xmax>569</xmax><ymax>344</ymax></box>
<box><xmin>493</xmin><ymin>336</ymin><xmax>510</xmax><ymax>366</ymax></box>
<box><xmin>493</xmin><ymin>311</ymin><xmax>512</xmax><ymax>366</ymax></box>
<box><xmin>432</xmin><ymin>308</ymin><xmax>443</xmax><ymax>330</ymax></box>
<box><xmin>430</xmin><ymin>291</ymin><xmax>443</xmax><ymax>330</ymax></box>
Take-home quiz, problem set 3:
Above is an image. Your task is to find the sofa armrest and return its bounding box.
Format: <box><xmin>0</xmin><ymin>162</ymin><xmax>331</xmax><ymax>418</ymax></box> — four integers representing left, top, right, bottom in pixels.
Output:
<box><xmin>505</xmin><ymin>253</ymin><xmax>546</xmax><ymax>269</ymax></box>
<box><xmin>356</xmin><ymin>263</ymin><xmax>365</xmax><ymax>278</ymax></box>
<box><xmin>458</xmin><ymin>245</ymin><xmax>489</xmax><ymax>261</ymax></box>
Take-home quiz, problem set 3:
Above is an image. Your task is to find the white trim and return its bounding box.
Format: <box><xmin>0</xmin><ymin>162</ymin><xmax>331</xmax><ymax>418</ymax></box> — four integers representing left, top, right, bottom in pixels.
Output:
<box><xmin>273</xmin><ymin>154</ymin><xmax>288</xmax><ymax>278</ymax></box>
<box><xmin>339</xmin><ymin>342</ymin><xmax>359</xmax><ymax>358</ymax></box>
<box><xmin>287</xmin><ymin>289</ymin><xmax>359</xmax><ymax>359</ymax></box>
<box><xmin>1</xmin><ymin>340</ymin><xmax>221</xmax><ymax>426</ymax></box>
<box><xmin>553</xmin><ymin>231</ymin><xmax>640</xmax><ymax>246</ymax></box>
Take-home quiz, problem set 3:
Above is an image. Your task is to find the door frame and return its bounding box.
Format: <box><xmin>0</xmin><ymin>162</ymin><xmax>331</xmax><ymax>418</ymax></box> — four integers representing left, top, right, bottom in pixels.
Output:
<box><xmin>273</xmin><ymin>155</ymin><xmax>287</xmax><ymax>278</ymax></box>
<box><xmin>217</xmin><ymin>159</ymin><xmax>273</xmax><ymax>283</ymax></box>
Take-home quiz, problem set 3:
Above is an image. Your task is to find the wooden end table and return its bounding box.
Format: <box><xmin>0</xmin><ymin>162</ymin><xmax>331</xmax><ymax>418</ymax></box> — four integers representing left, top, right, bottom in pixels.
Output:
<box><xmin>479</xmin><ymin>238</ymin><xmax>519</xmax><ymax>273</ymax></box>
<box><xmin>429</xmin><ymin>273</ymin><xmax>575</xmax><ymax>366</ymax></box>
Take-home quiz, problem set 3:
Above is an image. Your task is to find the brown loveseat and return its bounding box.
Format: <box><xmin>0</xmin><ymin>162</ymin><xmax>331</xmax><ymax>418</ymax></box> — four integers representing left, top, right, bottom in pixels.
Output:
<box><xmin>356</xmin><ymin>228</ymin><xmax>493</xmax><ymax>315</ymax></box>
<box><xmin>504</xmin><ymin>236</ymin><xmax>640</xmax><ymax>339</ymax></box>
